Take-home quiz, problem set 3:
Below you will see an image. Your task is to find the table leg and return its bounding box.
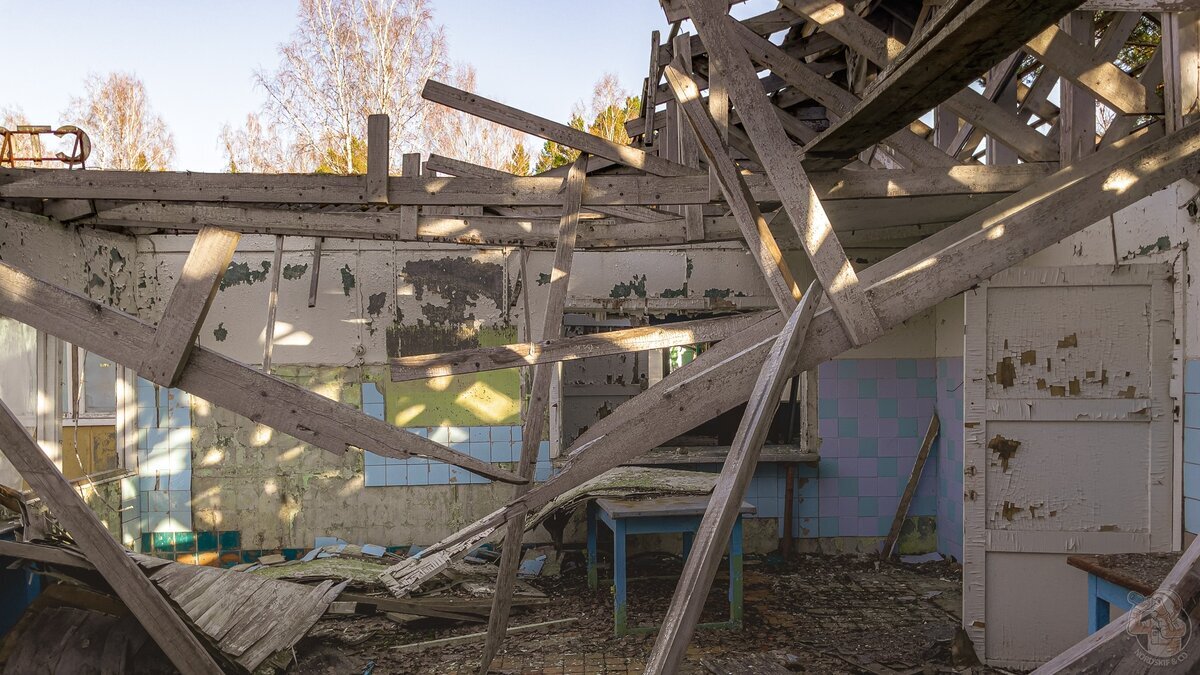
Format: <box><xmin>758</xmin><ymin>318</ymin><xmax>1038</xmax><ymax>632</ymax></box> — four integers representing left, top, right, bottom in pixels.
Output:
<box><xmin>614</xmin><ymin>519</ymin><xmax>628</xmax><ymax>636</ymax></box>
<box><xmin>1089</xmin><ymin>574</ymin><xmax>1110</xmax><ymax>634</ymax></box>
<box><xmin>730</xmin><ymin>516</ymin><xmax>744</xmax><ymax>629</ymax></box>
<box><xmin>587</xmin><ymin>501</ymin><xmax>598</xmax><ymax>591</ymax></box>
<box><xmin>682</xmin><ymin>531</ymin><xmax>693</xmax><ymax>561</ymax></box>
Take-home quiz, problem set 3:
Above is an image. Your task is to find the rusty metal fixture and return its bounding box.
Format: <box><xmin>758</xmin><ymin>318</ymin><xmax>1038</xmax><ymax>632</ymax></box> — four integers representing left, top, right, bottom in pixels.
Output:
<box><xmin>0</xmin><ymin>125</ymin><xmax>91</xmax><ymax>168</ymax></box>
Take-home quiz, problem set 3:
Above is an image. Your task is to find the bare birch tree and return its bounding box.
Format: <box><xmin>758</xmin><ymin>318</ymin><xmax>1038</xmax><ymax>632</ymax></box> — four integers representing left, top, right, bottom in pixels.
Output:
<box><xmin>249</xmin><ymin>0</ymin><xmax>447</xmax><ymax>174</ymax></box>
<box><xmin>61</xmin><ymin>72</ymin><xmax>175</xmax><ymax>170</ymax></box>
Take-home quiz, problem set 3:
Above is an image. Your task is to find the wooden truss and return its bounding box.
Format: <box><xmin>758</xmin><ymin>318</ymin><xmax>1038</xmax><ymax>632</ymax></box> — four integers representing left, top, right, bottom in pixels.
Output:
<box><xmin>2</xmin><ymin>0</ymin><xmax>1199</xmax><ymax>670</ymax></box>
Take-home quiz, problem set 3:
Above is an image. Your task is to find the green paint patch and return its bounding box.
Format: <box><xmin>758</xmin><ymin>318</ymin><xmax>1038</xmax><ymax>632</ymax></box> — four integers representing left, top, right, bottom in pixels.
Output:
<box><xmin>339</xmin><ymin>264</ymin><xmax>356</xmax><ymax>296</ymax></box>
<box><xmin>609</xmin><ymin>275</ymin><xmax>647</xmax><ymax>299</ymax></box>
<box><xmin>282</xmin><ymin>263</ymin><xmax>309</xmax><ymax>280</ymax></box>
<box><xmin>896</xmin><ymin>515</ymin><xmax>937</xmax><ymax>555</ymax></box>
<box><xmin>1128</xmin><ymin>235</ymin><xmax>1172</xmax><ymax>258</ymax></box>
<box><xmin>661</xmin><ymin>287</ymin><xmax>687</xmax><ymax>298</ymax></box>
<box><xmin>213</xmin><ymin>323</ymin><xmax>228</xmax><ymax>342</ymax></box>
<box><xmin>536</xmin><ymin>272</ymin><xmax>551</xmax><ymax>286</ymax></box>
<box><xmin>367</xmin><ymin>292</ymin><xmax>387</xmax><ymax>316</ymax></box>
<box><xmin>220</xmin><ymin>261</ymin><xmax>271</xmax><ymax>290</ymax></box>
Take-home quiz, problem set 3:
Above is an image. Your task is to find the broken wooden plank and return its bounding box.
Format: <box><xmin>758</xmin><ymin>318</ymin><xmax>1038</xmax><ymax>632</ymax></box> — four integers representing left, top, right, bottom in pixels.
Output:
<box><xmin>880</xmin><ymin>413</ymin><xmax>940</xmax><ymax>560</ymax></box>
<box><xmin>479</xmin><ymin>154</ymin><xmax>588</xmax><ymax>673</ymax></box>
<box><xmin>664</xmin><ymin>59</ymin><xmax>801</xmax><ymax>312</ymax></box>
<box><xmin>391</xmin><ymin>311</ymin><xmax>771</xmax><ymax>381</ymax></box>
<box><xmin>140</xmin><ymin>226</ymin><xmax>240</xmax><ymax>387</ymax></box>
<box><xmin>644</xmin><ymin>30</ymin><xmax>663</xmax><ymax>147</ymax></box>
<box><xmin>799</xmin><ymin>0</ymin><xmax>1083</xmax><ymax>170</ymax></box>
<box><xmin>366</xmin><ymin>114</ymin><xmax>389</xmax><ymax>204</ymax></box>
<box><xmin>646</xmin><ymin>281</ymin><xmax>820</xmax><ymax>674</ymax></box>
<box><xmin>684</xmin><ymin>0</ymin><xmax>881</xmax><ymax>346</ymax></box>
<box><xmin>422</xmin><ymin>80</ymin><xmax>698</xmax><ymax>178</ymax></box>
<box><xmin>402</xmin><ymin>107</ymin><xmax>1200</xmax><ymax>584</ymax></box>
<box><xmin>0</xmin><ymin>242</ymin><xmax>526</xmax><ymax>485</ymax></box>
<box><xmin>307</xmin><ymin>237</ymin><xmax>322</xmax><ymax>308</ymax></box>
<box><xmin>0</xmin><ymin>399</ymin><xmax>223</xmax><ymax>675</ymax></box>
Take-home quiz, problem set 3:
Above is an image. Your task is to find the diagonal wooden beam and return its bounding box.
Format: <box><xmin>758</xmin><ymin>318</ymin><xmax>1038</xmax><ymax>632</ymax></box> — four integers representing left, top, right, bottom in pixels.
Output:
<box><xmin>421</xmin><ymin>80</ymin><xmax>699</xmax><ymax>178</ymax></box>
<box><xmin>396</xmin><ymin>109</ymin><xmax>1200</xmax><ymax>588</ymax></box>
<box><xmin>141</xmin><ymin>226</ymin><xmax>240</xmax><ymax>387</ymax></box>
<box><xmin>799</xmin><ymin>0</ymin><xmax>1084</xmax><ymax>170</ymax></box>
<box><xmin>478</xmin><ymin>154</ymin><xmax>589</xmax><ymax>673</ymax></box>
<box><xmin>0</xmin><ymin>238</ymin><xmax>525</xmax><ymax>485</ymax></box>
<box><xmin>880</xmin><ymin>413</ymin><xmax>940</xmax><ymax>559</ymax></box>
<box><xmin>1025</xmin><ymin>21</ymin><xmax>1164</xmax><ymax>116</ymax></box>
<box><xmin>0</xmin><ymin>398</ymin><xmax>224</xmax><ymax>675</ymax></box>
<box><xmin>664</xmin><ymin>59</ymin><xmax>801</xmax><ymax>312</ymax></box>
<box><xmin>683</xmin><ymin>0</ymin><xmax>882</xmax><ymax>346</ymax></box>
<box><xmin>390</xmin><ymin>311</ymin><xmax>771</xmax><ymax>381</ymax></box>
<box><xmin>645</xmin><ymin>280</ymin><xmax>820</xmax><ymax>674</ymax></box>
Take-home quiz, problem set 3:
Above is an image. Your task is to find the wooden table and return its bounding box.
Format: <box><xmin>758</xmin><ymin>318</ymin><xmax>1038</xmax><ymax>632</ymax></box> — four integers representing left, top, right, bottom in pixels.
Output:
<box><xmin>1067</xmin><ymin>552</ymin><xmax>1181</xmax><ymax>633</ymax></box>
<box><xmin>586</xmin><ymin>495</ymin><xmax>756</xmax><ymax>636</ymax></box>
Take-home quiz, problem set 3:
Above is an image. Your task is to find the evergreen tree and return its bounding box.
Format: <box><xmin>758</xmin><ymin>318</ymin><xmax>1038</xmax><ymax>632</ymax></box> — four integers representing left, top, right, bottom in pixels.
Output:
<box><xmin>503</xmin><ymin>143</ymin><xmax>532</xmax><ymax>175</ymax></box>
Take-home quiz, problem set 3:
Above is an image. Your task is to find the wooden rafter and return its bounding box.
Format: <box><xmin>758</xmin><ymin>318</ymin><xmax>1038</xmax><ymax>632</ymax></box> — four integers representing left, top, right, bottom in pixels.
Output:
<box><xmin>1025</xmin><ymin>21</ymin><xmax>1163</xmax><ymax>116</ymax></box>
<box><xmin>390</xmin><ymin>311</ymin><xmax>772</xmax><ymax>381</ymax></box>
<box><xmin>664</xmin><ymin>59</ymin><xmax>802</xmax><ymax>312</ymax></box>
<box><xmin>141</xmin><ymin>226</ymin><xmax>240</xmax><ymax>387</ymax></box>
<box><xmin>479</xmin><ymin>154</ymin><xmax>589</xmax><ymax>672</ymax></box>
<box><xmin>684</xmin><ymin>0</ymin><xmax>882</xmax><ymax>346</ymax></box>
<box><xmin>645</xmin><ymin>280</ymin><xmax>820</xmax><ymax>674</ymax></box>
<box><xmin>421</xmin><ymin>80</ymin><xmax>698</xmax><ymax>178</ymax></box>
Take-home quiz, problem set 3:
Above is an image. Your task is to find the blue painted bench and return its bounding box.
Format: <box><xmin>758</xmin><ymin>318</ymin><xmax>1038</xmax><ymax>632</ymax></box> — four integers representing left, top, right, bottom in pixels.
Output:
<box><xmin>586</xmin><ymin>495</ymin><xmax>755</xmax><ymax>636</ymax></box>
<box><xmin>1067</xmin><ymin>553</ymin><xmax>1178</xmax><ymax>634</ymax></box>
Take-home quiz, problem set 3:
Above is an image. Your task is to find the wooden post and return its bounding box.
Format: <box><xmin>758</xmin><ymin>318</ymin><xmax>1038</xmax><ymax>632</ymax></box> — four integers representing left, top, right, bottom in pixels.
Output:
<box><xmin>367</xmin><ymin>114</ymin><xmax>389</xmax><ymax>204</ymax></box>
<box><xmin>643</xmin><ymin>30</ymin><xmax>662</xmax><ymax>148</ymax></box>
<box><xmin>307</xmin><ymin>237</ymin><xmax>322</xmax><ymax>308</ymax></box>
<box><xmin>141</xmin><ymin>226</ymin><xmax>240</xmax><ymax>387</ymax></box>
<box><xmin>0</xmin><ymin>398</ymin><xmax>224</xmax><ymax>674</ymax></box>
<box><xmin>673</xmin><ymin>33</ymin><xmax>705</xmax><ymax>242</ymax></box>
<box><xmin>478</xmin><ymin>154</ymin><xmax>589</xmax><ymax>674</ymax></box>
<box><xmin>880</xmin><ymin>413</ymin><xmax>940</xmax><ymax>559</ymax></box>
<box><xmin>645</xmin><ymin>281</ymin><xmax>821</xmax><ymax>674</ymax></box>
<box><xmin>262</xmin><ymin>234</ymin><xmax>284</xmax><ymax>372</ymax></box>
<box><xmin>399</xmin><ymin>153</ymin><xmax>421</xmax><ymax>239</ymax></box>
<box><xmin>1059</xmin><ymin>12</ymin><xmax>1098</xmax><ymax>163</ymax></box>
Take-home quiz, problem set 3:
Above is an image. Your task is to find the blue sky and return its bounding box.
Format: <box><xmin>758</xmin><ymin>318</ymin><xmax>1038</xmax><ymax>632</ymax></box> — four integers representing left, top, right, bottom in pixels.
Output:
<box><xmin>1</xmin><ymin>0</ymin><xmax>774</xmax><ymax>171</ymax></box>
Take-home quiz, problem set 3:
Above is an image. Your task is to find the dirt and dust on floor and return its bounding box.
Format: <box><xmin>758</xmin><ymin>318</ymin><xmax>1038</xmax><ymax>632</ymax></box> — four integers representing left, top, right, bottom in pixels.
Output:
<box><xmin>290</xmin><ymin>550</ymin><xmax>1000</xmax><ymax>675</ymax></box>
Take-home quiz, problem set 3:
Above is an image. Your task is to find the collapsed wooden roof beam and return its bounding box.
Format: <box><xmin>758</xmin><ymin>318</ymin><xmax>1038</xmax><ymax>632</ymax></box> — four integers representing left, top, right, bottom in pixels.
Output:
<box><xmin>141</xmin><ymin>226</ymin><xmax>240</xmax><ymax>387</ymax></box>
<box><xmin>782</xmin><ymin>0</ymin><xmax>1060</xmax><ymax>164</ymax></box>
<box><xmin>421</xmin><ymin>80</ymin><xmax>699</xmax><ymax>178</ymax></box>
<box><xmin>0</xmin><ymin>235</ymin><xmax>526</xmax><ymax>484</ymax></box>
<box><xmin>800</xmin><ymin>0</ymin><xmax>1085</xmax><ymax>170</ymax></box>
<box><xmin>684</xmin><ymin>0</ymin><xmax>882</xmax><ymax>345</ymax></box>
<box><xmin>665</xmin><ymin>59</ymin><xmax>802</xmax><ymax>311</ymax></box>
<box><xmin>729</xmin><ymin>20</ymin><xmax>959</xmax><ymax>168</ymax></box>
<box><xmin>390</xmin><ymin>311</ymin><xmax>771</xmax><ymax>381</ymax></box>
<box><xmin>396</xmin><ymin>104</ymin><xmax>1200</xmax><ymax>593</ymax></box>
<box><xmin>0</xmin><ymin>399</ymin><xmax>225</xmax><ymax>675</ymax></box>
<box><xmin>645</xmin><ymin>281</ymin><xmax>820</xmax><ymax>674</ymax></box>
<box><xmin>479</xmin><ymin>155</ymin><xmax>588</xmax><ymax>673</ymax></box>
